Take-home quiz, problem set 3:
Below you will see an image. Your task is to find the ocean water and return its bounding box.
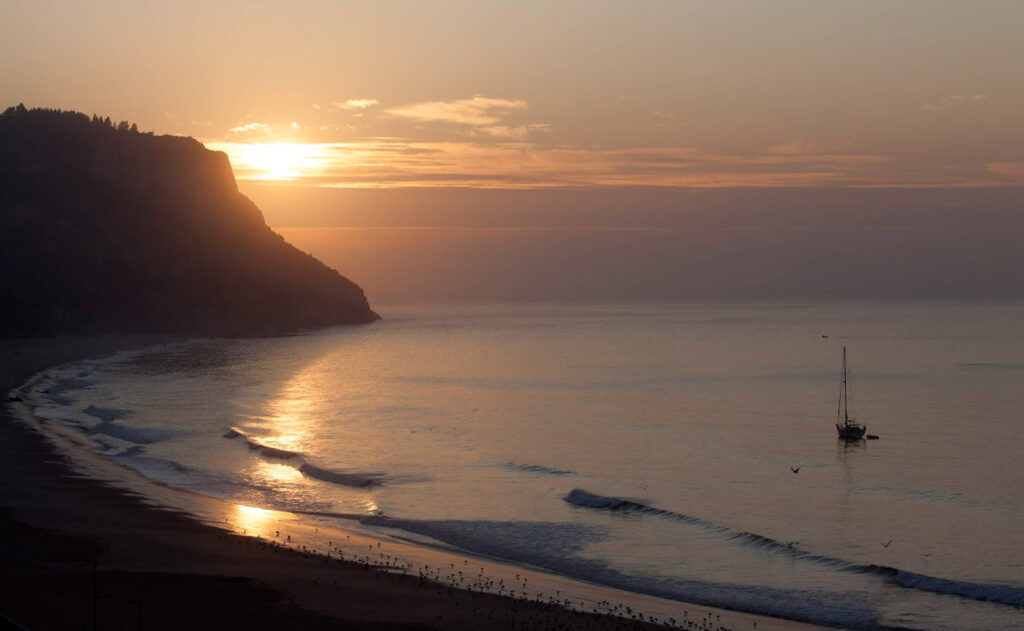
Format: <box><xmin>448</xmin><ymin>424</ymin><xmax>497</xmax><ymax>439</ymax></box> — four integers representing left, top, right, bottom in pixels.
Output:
<box><xmin>26</xmin><ymin>303</ymin><xmax>1024</xmax><ymax>630</ymax></box>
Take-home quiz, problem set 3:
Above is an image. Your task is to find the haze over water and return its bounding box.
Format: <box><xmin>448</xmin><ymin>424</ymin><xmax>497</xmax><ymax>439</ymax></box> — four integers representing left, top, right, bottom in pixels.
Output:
<box><xmin>32</xmin><ymin>302</ymin><xmax>1024</xmax><ymax>630</ymax></box>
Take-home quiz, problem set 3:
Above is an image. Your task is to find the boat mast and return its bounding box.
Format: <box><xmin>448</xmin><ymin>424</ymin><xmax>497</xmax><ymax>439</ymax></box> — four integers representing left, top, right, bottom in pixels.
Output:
<box><xmin>837</xmin><ymin>346</ymin><xmax>849</xmax><ymax>425</ymax></box>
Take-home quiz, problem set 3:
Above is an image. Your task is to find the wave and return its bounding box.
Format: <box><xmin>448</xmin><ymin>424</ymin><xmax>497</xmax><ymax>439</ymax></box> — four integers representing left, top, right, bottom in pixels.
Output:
<box><xmin>564</xmin><ymin>489</ymin><xmax>719</xmax><ymax>528</ymax></box>
<box><xmin>107</xmin><ymin>451</ymin><xmax>350</xmax><ymax>517</ymax></box>
<box><xmin>53</xmin><ymin>377</ymin><xmax>94</xmax><ymax>392</ymax></box>
<box><xmin>360</xmin><ymin>516</ymin><xmax>880</xmax><ymax>629</ymax></box>
<box><xmin>298</xmin><ymin>463</ymin><xmax>381</xmax><ymax>488</ymax></box>
<box><xmin>505</xmin><ymin>462</ymin><xmax>576</xmax><ymax>476</ymax></box>
<box><xmin>224</xmin><ymin>427</ymin><xmax>383</xmax><ymax>488</ymax></box>
<box><xmin>957</xmin><ymin>362</ymin><xmax>1024</xmax><ymax>371</ymax></box>
<box><xmin>294</xmin><ymin>509</ymin><xmax>368</xmax><ymax>521</ymax></box>
<box><xmin>222</xmin><ymin>427</ymin><xmax>300</xmax><ymax>459</ymax></box>
<box><xmin>91</xmin><ymin>421</ymin><xmax>171</xmax><ymax>445</ymax></box>
<box><xmin>565</xmin><ymin>489</ymin><xmax>1024</xmax><ymax>609</ymax></box>
<box><xmin>249</xmin><ymin>442</ymin><xmax>300</xmax><ymax>459</ymax></box>
<box><xmin>83</xmin><ymin>404</ymin><xmax>131</xmax><ymax>422</ymax></box>
<box><xmin>90</xmin><ymin>431</ymin><xmax>143</xmax><ymax>456</ymax></box>
<box><xmin>889</xmin><ymin>571</ymin><xmax>1024</xmax><ymax>608</ymax></box>
<box><xmin>36</xmin><ymin>376</ymin><xmax>96</xmax><ymax>405</ymax></box>
<box><xmin>114</xmin><ymin>453</ymin><xmax>193</xmax><ymax>474</ymax></box>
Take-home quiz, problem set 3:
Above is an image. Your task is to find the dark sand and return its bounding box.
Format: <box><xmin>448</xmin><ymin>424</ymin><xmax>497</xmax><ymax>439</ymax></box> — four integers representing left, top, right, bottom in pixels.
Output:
<box><xmin>0</xmin><ymin>337</ymin><xmax>672</xmax><ymax>631</ymax></box>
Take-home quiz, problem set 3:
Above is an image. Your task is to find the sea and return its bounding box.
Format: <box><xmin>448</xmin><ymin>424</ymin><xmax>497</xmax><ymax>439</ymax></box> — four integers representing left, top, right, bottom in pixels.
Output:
<box><xmin>22</xmin><ymin>303</ymin><xmax>1024</xmax><ymax>630</ymax></box>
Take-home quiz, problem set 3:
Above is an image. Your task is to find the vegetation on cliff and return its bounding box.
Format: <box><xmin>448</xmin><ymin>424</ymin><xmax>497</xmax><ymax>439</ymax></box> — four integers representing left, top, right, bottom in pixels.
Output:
<box><xmin>0</xmin><ymin>105</ymin><xmax>378</xmax><ymax>337</ymax></box>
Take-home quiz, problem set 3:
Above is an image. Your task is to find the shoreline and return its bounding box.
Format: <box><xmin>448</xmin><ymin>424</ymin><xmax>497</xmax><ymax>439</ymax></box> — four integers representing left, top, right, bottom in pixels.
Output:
<box><xmin>1</xmin><ymin>335</ymin><xmax>829</xmax><ymax>631</ymax></box>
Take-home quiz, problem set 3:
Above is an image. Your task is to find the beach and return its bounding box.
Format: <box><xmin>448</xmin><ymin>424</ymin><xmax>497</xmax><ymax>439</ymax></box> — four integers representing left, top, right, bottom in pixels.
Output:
<box><xmin>0</xmin><ymin>335</ymin><xmax>827</xmax><ymax>631</ymax></box>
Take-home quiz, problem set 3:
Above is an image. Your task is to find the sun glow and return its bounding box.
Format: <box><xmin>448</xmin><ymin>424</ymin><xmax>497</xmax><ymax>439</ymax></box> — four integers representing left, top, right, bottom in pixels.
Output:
<box><xmin>227</xmin><ymin>142</ymin><xmax>327</xmax><ymax>181</ymax></box>
<box><xmin>234</xmin><ymin>504</ymin><xmax>275</xmax><ymax>535</ymax></box>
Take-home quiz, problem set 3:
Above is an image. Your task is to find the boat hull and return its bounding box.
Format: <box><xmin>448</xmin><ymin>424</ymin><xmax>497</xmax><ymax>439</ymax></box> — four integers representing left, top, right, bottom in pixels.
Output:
<box><xmin>836</xmin><ymin>423</ymin><xmax>867</xmax><ymax>440</ymax></box>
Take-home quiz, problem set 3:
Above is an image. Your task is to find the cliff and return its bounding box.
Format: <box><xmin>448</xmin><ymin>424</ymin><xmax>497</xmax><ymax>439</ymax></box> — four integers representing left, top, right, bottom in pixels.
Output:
<box><xmin>0</xmin><ymin>105</ymin><xmax>378</xmax><ymax>337</ymax></box>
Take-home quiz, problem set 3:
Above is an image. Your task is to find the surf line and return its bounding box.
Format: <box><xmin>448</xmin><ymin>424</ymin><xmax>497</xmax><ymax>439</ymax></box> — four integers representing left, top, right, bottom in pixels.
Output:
<box><xmin>564</xmin><ymin>489</ymin><xmax>1024</xmax><ymax>608</ymax></box>
<box><xmin>223</xmin><ymin>427</ymin><xmax>383</xmax><ymax>488</ymax></box>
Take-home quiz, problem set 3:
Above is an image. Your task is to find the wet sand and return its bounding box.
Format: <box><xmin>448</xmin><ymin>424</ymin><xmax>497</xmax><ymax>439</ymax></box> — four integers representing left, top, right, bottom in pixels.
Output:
<box><xmin>0</xmin><ymin>336</ymin><xmax>829</xmax><ymax>631</ymax></box>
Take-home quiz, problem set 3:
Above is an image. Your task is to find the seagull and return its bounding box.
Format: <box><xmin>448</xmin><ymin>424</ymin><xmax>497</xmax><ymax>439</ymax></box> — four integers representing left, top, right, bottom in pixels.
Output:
<box><xmin>882</xmin><ymin>539</ymin><xmax>893</xmax><ymax>548</ymax></box>
<box><xmin>790</xmin><ymin>466</ymin><xmax>801</xmax><ymax>474</ymax></box>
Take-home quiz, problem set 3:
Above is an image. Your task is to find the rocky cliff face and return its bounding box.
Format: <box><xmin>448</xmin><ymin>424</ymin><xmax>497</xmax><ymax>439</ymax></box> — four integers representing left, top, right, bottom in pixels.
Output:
<box><xmin>0</xmin><ymin>105</ymin><xmax>378</xmax><ymax>337</ymax></box>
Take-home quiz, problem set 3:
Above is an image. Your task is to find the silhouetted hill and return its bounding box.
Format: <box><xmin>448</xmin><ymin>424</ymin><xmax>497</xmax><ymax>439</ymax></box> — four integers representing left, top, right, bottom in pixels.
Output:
<box><xmin>0</xmin><ymin>105</ymin><xmax>378</xmax><ymax>337</ymax></box>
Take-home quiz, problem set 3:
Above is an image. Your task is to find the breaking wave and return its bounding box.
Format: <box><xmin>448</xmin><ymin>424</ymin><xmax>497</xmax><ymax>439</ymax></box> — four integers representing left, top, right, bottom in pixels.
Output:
<box><xmin>359</xmin><ymin>516</ymin><xmax>880</xmax><ymax>629</ymax></box>
<box><xmin>83</xmin><ymin>405</ymin><xmax>132</xmax><ymax>423</ymax></box>
<box><xmin>224</xmin><ymin>427</ymin><xmax>383</xmax><ymax>488</ymax></box>
<box><xmin>504</xmin><ymin>462</ymin><xmax>577</xmax><ymax>476</ymax></box>
<box><xmin>90</xmin><ymin>421</ymin><xmax>171</xmax><ymax>445</ymax></box>
<box><xmin>223</xmin><ymin>426</ymin><xmax>301</xmax><ymax>459</ymax></box>
<box><xmin>298</xmin><ymin>463</ymin><xmax>382</xmax><ymax>488</ymax></box>
<box><xmin>564</xmin><ymin>489</ymin><xmax>718</xmax><ymax>528</ymax></box>
<box><xmin>565</xmin><ymin>489</ymin><xmax>1024</xmax><ymax>609</ymax></box>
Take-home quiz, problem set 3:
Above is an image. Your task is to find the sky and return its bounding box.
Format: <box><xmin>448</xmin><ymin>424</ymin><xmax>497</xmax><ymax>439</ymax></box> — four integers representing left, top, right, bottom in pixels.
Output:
<box><xmin>3</xmin><ymin>1</ymin><xmax>1023</xmax><ymax>302</ymax></box>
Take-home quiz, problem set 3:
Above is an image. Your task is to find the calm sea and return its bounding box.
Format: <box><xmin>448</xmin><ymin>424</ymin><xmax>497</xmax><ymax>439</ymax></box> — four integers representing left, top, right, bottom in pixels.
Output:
<box><xmin>28</xmin><ymin>303</ymin><xmax>1024</xmax><ymax>630</ymax></box>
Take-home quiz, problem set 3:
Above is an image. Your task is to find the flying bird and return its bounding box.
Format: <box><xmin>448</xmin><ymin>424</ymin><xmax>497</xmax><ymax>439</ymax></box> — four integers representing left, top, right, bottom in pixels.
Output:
<box><xmin>882</xmin><ymin>539</ymin><xmax>893</xmax><ymax>548</ymax></box>
<box><xmin>790</xmin><ymin>466</ymin><xmax>801</xmax><ymax>474</ymax></box>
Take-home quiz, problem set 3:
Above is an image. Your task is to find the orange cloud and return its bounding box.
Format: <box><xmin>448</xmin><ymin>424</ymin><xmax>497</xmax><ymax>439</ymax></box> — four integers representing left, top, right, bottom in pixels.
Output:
<box><xmin>206</xmin><ymin>122</ymin><xmax>1020</xmax><ymax>189</ymax></box>
<box><xmin>208</xmin><ymin>139</ymin><xmax>919</xmax><ymax>188</ymax></box>
<box><xmin>333</xmin><ymin>99</ymin><xmax>380</xmax><ymax>110</ymax></box>
<box><xmin>387</xmin><ymin>95</ymin><xmax>527</xmax><ymax>126</ymax></box>
<box><xmin>226</xmin><ymin>122</ymin><xmax>272</xmax><ymax>140</ymax></box>
<box><xmin>478</xmin><ymin>124</ymin><xmax>552</xmax><ymax>139</ymax></box>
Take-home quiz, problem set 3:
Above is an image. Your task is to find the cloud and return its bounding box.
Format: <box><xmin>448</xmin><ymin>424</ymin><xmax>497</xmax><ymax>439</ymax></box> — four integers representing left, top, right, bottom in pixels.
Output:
<box><xmin>333</xmin><ymin>99</ymin><xmax>380</xmax><ymax>110</ymax></box>
<box><xmin>387</xmin><ymin>95</ymin><xmax>527</xmax><ymax>126</ymax></box>
<box><xmin>479</xmin><ymin>124</ymin><xmax>552</xmax><ymax>139</ymax></box>
<box><xmin>228</xmin><ymin>122</ymin><xmax>270</xmax><ymax>133</ymax></box>
<box><xmin>209</xmin><ymin>138</ymin><xmax>921</xmax><ymax>189</ymax></box>
<box><xmin>225</xmin><ymin>122</ymin><xmax>272</xmax><ymax>140</ymax></box>
<box><xmin>922</xmin><ymin>94</ymin><xmax>990</xmax><ymax>111</ymax></box>
<box><xmin>206</xmin><ymin>125</ymin><xmax>1014</xmax><ymax>190</ymax></box>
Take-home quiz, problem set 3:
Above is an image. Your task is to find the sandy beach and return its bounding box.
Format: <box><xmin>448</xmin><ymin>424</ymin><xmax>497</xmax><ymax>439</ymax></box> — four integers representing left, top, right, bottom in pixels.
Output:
<box><xmin>1</xmin><ymin>336</ymin><xmax>830</xmax><ymax>631</ymax></box>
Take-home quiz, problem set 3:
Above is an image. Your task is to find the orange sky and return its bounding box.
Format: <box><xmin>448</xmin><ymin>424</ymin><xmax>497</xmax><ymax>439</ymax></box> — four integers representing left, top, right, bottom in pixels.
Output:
<box><xmin>3</xmin><ymin>1</ymin><xmax>1022</xmax><ymax>302</ymax></box>
<box><xmin>3</xmin><ymin>1</ymin><xmax>1022</xmax><ymax>190</ymax></box>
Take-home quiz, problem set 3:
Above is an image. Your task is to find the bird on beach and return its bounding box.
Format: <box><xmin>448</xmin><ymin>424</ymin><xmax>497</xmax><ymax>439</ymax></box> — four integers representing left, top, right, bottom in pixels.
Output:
<box><xmin>882</xmin><ymin>539</ymin><xmax>893</xmax><ymax>548</ymax></box>
<box><xmin>790</xmin><ymin>466</ymin><xmax>801</xmax><ymax>474</ymax></box>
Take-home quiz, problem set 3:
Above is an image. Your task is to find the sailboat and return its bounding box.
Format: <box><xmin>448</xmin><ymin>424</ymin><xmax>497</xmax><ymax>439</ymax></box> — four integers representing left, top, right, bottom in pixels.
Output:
<box><xmin>836</xmin><ymin>346</ymin><xmax>867</xmax><ymax>440</ymax></box>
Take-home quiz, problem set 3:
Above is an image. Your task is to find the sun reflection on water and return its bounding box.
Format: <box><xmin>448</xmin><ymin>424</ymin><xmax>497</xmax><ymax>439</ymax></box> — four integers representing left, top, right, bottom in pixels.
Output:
<box><xmin>252</xmin><ymin>461</ymin><xmax>304</xmax><ymax>485</ymax></box>
<box><xmin>252</xmin><ymin>367</ymin><xmax>327</xmax><ymax>454</ymax></box>
<box><xmin>234</xmin><ymin>504</ymin><xmax>274</xmax><ymax>535</ymax></box>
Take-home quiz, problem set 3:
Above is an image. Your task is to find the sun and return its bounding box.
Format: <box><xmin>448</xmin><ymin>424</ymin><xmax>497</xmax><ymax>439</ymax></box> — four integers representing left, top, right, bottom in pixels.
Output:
<box><xmin>231</xmin><ymin>142</ymin><xmax>325</xmax><ymax>181</ymax></box>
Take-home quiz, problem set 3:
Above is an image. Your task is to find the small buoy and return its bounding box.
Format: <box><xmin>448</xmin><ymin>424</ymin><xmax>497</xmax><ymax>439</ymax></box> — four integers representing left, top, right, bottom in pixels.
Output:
<box><xmin>867</xmin><ymin>434</ymin><xmax>880</xmax><ymax>440</ymax></box>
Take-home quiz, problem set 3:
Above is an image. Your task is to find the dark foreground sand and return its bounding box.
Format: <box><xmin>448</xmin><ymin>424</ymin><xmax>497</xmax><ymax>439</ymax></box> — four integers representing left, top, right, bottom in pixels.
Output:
<box><xmin>0</xmin><ymin>337</ymin><xmax>824</xmax><ymax>631</ymax></box>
